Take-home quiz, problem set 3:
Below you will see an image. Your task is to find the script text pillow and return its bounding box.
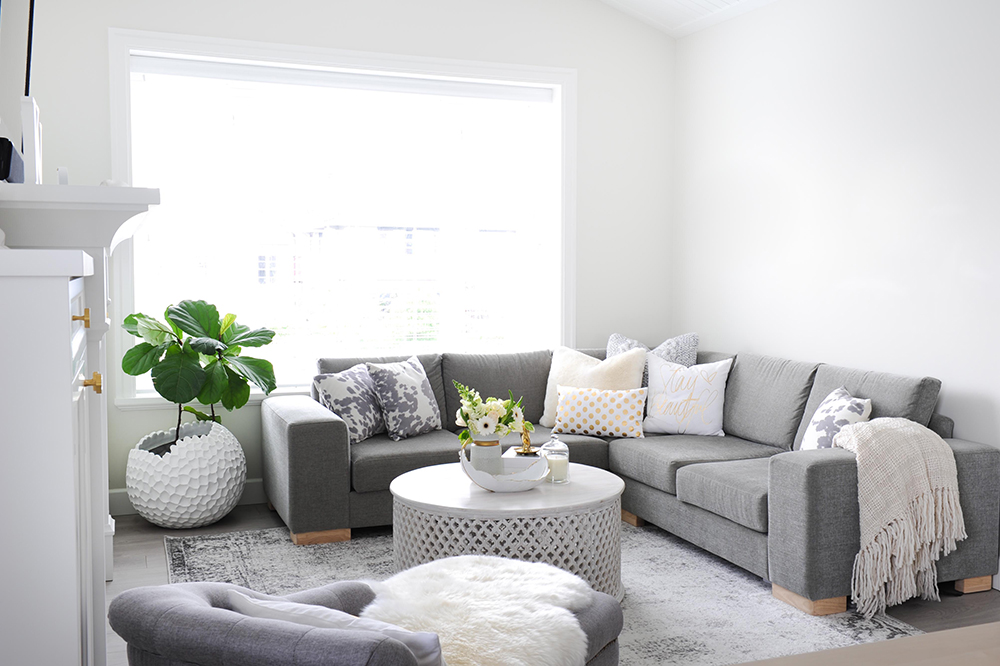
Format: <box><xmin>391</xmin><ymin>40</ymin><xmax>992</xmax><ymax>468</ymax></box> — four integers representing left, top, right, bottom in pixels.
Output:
<box><xmin>541</xmin><ymin>347</ymin><xmax>645</xmax><ymax>428</ymax></box>
<box><xmin>314</xmin><ymin>364</ymin><xmax>385</xmax><ymax>445</ymax></box>
<box><xmin>607</xmin><ymin>332</ymin><xmax>699</xmax><ymax>386</ymax></box>
<box><xmin>644</xmin><ymin>355</ymin><xmax>733</xmax><ymax>436</ymax></box>
<box><xmin>367</xmin><ymin>356</ymin><xmax>443</xmax><ymax>441</ymax></box>
<box><xmin>227</xmin><ymin>590</ymin><xmax>444</xmax><ymax>666</ymax></box>
<box><xmin>553</xmin><ymin>386</ymin><xmax>647</xmax><ymax>438</ymax></box>
<box><xmin>800</xmin><ymin>386</ymin><xmax>872</xmax><ymax>450</ymax></box>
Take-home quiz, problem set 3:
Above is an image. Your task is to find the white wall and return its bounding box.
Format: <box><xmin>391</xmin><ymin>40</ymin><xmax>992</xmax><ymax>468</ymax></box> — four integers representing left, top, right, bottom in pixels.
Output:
<box><xmin>673</xmin><ymin>0</ymin><xmax>1000</xmax><ymax>447</ymax></box>
<box><xmin>24</xmin><ymin>0</ymin><xmax>674</xmax><ymax>496</ymax></box>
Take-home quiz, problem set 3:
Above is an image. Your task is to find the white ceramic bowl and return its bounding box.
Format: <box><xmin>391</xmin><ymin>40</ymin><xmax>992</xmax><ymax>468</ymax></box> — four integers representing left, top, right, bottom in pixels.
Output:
<box><xmin>459</xmin><ymin>449</ymin><xmax>550</xmax><ymax>492</ymax></box>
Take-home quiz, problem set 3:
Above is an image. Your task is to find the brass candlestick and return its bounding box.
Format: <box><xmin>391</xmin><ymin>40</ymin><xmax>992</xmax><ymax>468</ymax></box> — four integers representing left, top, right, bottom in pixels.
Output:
<box><xmin>515</xmin><ymin>430</ymin><xmax>539</xmax><ymax>456</ymax></box>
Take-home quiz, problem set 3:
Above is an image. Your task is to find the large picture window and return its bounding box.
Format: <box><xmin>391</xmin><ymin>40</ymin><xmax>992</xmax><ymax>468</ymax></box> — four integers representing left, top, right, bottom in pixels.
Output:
<box><xmin>114</xmin><ymin>35</ymin><xmax>574</xmax><ymax>395</ymax></box>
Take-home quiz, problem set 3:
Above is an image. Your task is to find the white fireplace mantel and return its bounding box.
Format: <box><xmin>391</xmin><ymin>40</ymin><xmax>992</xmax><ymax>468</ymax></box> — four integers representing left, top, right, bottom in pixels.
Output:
<box><xmin>0</xmin><ymin>181</ymin><xmax>159</xmax><ymax>666</ymax></box>
<box><xmin>0</xmin><ymin>183</ymin><xmax>160</xmax><ymax>248</ymax></box>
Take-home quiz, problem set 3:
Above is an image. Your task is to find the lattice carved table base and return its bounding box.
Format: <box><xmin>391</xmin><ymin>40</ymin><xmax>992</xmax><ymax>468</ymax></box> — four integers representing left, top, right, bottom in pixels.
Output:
<box><xmin>393</xmin><ymin>497</ymin><xmax>623</xmax><ymax>601</ymax></box>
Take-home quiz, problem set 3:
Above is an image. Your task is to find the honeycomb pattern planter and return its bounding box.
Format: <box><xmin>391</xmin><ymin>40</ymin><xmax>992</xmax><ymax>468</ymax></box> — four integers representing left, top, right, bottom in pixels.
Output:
<box><xmin>126</xmin><ymin>421</ymin><xmax>246</xmax><ymax>529</ymax></box>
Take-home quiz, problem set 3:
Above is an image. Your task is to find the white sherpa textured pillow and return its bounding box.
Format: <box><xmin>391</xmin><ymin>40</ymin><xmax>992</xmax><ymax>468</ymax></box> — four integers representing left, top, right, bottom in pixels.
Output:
<box><xmin>362</xmin><ymin>555</ymin><xmax>594</xmax><ymax>666</ymax></box>
<box><xmin>540</xmin><ymin>346</ymin><xmax>646</xmax><ymax>427</ymax></box>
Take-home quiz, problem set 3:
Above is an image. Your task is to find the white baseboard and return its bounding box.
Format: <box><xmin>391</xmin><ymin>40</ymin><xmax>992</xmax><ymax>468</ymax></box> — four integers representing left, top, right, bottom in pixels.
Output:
<box><xmin>109</xmin><ymin>477</ymin><xmax>266</xmax><ymax>516</ymax></box>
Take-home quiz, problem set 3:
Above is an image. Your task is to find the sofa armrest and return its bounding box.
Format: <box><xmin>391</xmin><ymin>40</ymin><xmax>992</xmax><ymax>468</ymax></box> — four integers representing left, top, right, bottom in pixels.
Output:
<box><xmin>768</xmin><ymin>448</ymin><xmax>859</xmax><ymax>601</ymax></box>
<box><xmin>262</xmin><ymin>395</ymin><xmax>351</xmax><ymax>534</ymax></box>
<box><xmin>937</xmin><ymin>438</ymin><xmax>1000</xmax><ymax>581</ymax></box>
<box><xmin>769</xmin><ymin>439</ymin><xmax>1000</xmax><ymax>601</ymax></box>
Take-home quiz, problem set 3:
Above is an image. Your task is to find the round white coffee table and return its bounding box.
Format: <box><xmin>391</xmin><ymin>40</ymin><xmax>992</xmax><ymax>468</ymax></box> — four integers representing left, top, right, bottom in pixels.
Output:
<box><xmin>390</xmin><ymin>462</ymin><xmax>625</xmax><ymax>601</ymax></box>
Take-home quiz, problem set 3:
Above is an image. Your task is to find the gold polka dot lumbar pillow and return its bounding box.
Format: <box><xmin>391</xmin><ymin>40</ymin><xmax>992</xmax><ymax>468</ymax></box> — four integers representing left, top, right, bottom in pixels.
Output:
<box><xmin>553</xmin><ymin>386</ymin><xmax>647</xmax><ymax>438</ymax></box>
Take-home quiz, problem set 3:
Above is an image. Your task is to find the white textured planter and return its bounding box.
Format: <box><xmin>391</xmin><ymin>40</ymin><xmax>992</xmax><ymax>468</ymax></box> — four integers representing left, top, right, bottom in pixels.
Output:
<box><xmin>126</xmin><ymin>421</ymin><xmax>246</xmax><ymax>529</ymax></box>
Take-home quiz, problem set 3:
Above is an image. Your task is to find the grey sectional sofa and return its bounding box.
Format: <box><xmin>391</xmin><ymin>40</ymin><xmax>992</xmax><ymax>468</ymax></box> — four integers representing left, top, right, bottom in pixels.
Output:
<box><xmin>261</xmin><ymin>349</ymin><xmax>1000</xmax><ymax>614</ymax></box>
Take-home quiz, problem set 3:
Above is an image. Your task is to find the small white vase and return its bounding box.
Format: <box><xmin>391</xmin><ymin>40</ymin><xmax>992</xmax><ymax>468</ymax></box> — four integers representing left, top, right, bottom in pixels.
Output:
<box><xmin>126</xmin><ymin>421</ymin><xmax>246</xmax><ymax>529</ymax></box>
<box><xmin>469</xmin><ymin>435</ymin><xmax>503</xmax><ymax>476</ymax></box>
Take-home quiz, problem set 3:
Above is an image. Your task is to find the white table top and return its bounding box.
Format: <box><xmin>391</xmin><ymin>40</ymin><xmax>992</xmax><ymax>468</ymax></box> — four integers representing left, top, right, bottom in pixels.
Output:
<box><xmin>390</xmin><ymin>463</ymin><xmax>625</xmax><ymax>517</ymax></box>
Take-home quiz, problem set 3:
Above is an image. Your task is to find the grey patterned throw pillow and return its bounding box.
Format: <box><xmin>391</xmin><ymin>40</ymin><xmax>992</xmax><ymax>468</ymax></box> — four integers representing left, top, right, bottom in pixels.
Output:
<box><xmin>314</xmin><ymin>364</ymin><xmax>386</xmax><ymax>446</ymax></box>
<box><xmin>367</xmin><ymin>356</ymin><xmax>443</xmax><ymax>441</ymax></box>
<box><xmin>607</xmin><ymin>332</ymin><xmax>699</xmax><ymax>386</ymax></box>
<box><xmin>800</xmin><ymin>386</ymin><xmax>872</xmax><ymax>450</ymax></box>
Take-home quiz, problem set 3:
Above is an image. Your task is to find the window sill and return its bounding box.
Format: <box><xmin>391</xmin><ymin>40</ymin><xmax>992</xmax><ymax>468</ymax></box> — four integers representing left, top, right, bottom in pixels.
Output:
<box><xmin>114</xmin><ymin>385</ymin><xmax>311</xmax><ymax>411</ymax></box>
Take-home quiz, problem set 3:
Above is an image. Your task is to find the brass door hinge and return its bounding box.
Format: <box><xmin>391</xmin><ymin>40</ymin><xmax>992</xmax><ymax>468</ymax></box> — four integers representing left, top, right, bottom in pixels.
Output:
<box><xmin>72</xmin><ymin>308</ymin><xmax>91</xmax><ymax>328</ymax></box>
<box><xmin>83</xmin><ymin>371</ymin><xmax>102</xmax><ymax>394</ymax></box>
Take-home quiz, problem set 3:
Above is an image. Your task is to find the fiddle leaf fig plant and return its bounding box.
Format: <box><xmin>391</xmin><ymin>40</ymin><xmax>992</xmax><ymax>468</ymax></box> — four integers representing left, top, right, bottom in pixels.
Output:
<box><xmin>122</xmin><ymin>299</ymin><xmax>277</xmax><ymax>455</ymax></box>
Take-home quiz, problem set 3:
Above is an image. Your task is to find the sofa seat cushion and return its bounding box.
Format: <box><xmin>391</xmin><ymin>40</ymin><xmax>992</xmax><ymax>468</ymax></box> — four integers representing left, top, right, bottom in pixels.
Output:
<box><xmin>500</xmin><ymin>426</ymin><xmax>610</xmax><ymax>470</ymax></box>
<box><xmin>675</xmin><ymin>458</ymin><xmax>771</xmax><ymax>533</ymax></box>
<box><xmin>609</xmin><ymin>435</ymin><xmax>780</xmax><ymax>495</ymax></box>
<box><xmin>351</xmin><ymin>430</ymin><xmax>462</xmax><ymax>493</ymax></box>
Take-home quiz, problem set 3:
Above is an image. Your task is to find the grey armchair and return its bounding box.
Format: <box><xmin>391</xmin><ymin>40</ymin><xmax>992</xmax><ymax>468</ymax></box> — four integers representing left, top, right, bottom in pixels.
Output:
<box><xmin>109</xmin><ymin>580</ymin><xmax>624</xmax><ymax>665</ymax></box>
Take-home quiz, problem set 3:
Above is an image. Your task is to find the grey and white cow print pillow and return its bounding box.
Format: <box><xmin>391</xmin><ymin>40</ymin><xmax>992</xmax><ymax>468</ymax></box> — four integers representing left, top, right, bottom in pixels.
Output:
<box><xmin>314</xmin><ymin>364</ymin><xmax>386</xmax><ymax>445</ymax></box>
<box><xmin>367</xmin><ymin>356</ymin><xmax>443</xmax><ymax>441</ymax></box>
<box><xmin>800</xmin><ymin>386</ymin><xmax>872</xmax><ymax>450</ymax></box>
<box><xmin>607</xmin><ymin>332</ymin><xmax>699</xmax><ymax>387</ymax></box>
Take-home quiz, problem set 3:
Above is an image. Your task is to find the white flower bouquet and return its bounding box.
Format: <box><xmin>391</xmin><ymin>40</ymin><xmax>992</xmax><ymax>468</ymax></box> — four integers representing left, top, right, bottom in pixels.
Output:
<box><xmin>453</xmin><ymin>380</ymin><xmax>534</xmax><ymax>448</ymax></box>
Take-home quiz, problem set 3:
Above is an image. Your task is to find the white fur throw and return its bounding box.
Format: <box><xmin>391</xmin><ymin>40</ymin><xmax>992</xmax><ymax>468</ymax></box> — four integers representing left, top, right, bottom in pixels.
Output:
<box><xmin>834</xmin><ymin>418</ymin><xmax>967</xmax><ymax>618</ymax></box>
<box><xmin>361</xmin><ymin>556</ymin><xmax>595</xmax><ymax>666</ymax></box>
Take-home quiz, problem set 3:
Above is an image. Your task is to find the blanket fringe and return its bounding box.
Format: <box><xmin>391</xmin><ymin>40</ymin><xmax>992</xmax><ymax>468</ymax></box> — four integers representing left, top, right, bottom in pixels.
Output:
<box><xmin>851</xmin><ymin>486</ymin><xmax>966</xmax><ymax>619</ymax></box>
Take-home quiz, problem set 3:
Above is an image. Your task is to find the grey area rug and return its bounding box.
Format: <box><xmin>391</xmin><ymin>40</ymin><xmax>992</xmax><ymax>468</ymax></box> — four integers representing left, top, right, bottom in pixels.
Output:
<box><xmin>165</xmin><ymin>523</ymin><xmax>920</xmax><ymax>665</ymax></box>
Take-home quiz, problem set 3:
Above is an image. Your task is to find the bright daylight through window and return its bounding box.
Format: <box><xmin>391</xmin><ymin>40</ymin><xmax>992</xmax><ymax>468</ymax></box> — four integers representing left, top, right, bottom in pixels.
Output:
<box><xmin>127</xmin><ymin>53</ymin><xmax>564</xmax><ymax>390</ymax></box>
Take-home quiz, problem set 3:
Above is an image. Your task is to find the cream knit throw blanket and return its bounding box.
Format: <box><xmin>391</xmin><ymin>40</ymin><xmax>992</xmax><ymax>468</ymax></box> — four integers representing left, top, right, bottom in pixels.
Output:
<box><xmin>834</xmin><ymin>417</ymin><xmax>966</xmax><ymax>618</ymax></box>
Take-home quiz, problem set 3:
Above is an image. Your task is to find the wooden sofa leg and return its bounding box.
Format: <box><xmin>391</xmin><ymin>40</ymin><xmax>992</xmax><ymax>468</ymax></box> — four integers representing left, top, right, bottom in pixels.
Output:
<box><xmin>621</xmin><ymin>510</ymin><xmax>646</xmax><ymax>527</ymax></box>
<box><xmin>772</xmin><ymin>584</ymin><xmax>847</xmax><ymax>616</ymax></box>
<box><xmin>290</xmin><ymin>528</ymin><xmax>351</xmax><ymax>545</ymax></box>
<box><xmin>955</xmin><ymin>576</ymin><xmax>993</xmax><ymax>593</ymax></box>
<box><xmin>266</xmin><ymin>501</ymin><xmax>275</xmax><ymax>511</ymax></box>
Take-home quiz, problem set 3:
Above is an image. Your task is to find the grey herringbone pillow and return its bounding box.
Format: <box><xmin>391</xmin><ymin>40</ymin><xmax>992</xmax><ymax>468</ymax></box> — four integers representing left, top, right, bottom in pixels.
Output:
<box><xmin>607</xmin><ymin>332</ymin><xmax>699</xmax><ymax>386</ymax></box>
<box><xmin>314</xmin><ymin>364</ymin><xmax>386</xmax><ymax>445</ymax></box>
<box><xmin>367</xmin><ymin>356</ymin><xmax>443</xmax><ymax>441</ymax></box>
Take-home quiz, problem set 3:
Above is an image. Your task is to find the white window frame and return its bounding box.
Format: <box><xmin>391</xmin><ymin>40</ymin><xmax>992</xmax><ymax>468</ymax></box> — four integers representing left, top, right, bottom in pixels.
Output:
<box><xmin>108</xmin><ymin>29</ymin><xmax>577</xmax><ymax>409</ymax></box>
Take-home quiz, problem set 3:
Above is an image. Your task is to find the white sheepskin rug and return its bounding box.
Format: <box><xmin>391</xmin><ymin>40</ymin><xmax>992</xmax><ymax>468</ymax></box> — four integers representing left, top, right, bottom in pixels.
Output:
<box><xmin>361</xmin><ymin>556</ymin><xmax>595</xmax><ymax>666</ymax></box>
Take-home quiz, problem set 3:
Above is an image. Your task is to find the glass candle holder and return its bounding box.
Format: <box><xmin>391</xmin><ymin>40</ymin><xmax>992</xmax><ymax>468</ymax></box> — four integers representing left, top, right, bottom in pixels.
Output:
<box><xmin>541</xmin><ymin>434</ymin><xmax>570</xmax><ymax>484</ymax></box>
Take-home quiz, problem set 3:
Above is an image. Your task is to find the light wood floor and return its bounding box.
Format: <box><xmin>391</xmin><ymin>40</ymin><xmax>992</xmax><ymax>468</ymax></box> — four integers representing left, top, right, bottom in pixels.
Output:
<box><xmin>105</xmin><ymin>505</ymin><xmax>1000</xmax><ymax>666</ymax></box>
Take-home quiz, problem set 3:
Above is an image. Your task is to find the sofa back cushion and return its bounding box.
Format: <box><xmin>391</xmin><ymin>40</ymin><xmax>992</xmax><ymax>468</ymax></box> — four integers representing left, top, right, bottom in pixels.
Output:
<box><xmin>723</xmin><ymin>353</ymin><xmax>819</xmax><ymax>450</ymax></box>
<box><xmin>696</xmin><ymin>350</ymin><xmax>735</xmax><ymax>365</ymax></box>
<box><xmin>792</xmin><ymin>365</ymin><xmax>942</xmax><ymax>450</ymax></box>
<box><xmin>441</xmin><ymin>351</ymin><xmax>553</xmax><ymax>432</ymax></box>
<box><xmin>316</xmin><ymin>354</ymin><xmax>446</xmax><ymax>420</ymax></box>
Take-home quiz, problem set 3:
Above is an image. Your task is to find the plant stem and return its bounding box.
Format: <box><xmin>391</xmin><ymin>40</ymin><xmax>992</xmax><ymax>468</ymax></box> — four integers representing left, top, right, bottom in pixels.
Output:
<box><xmin>211</xmin><ymin>403</ymin><xmax>217</xmax><ymax>422</ymax></box>
<box><xmin>149</xmin><ymin>404</ymin><xmax>182</xmax><ymax>458</ymax></box>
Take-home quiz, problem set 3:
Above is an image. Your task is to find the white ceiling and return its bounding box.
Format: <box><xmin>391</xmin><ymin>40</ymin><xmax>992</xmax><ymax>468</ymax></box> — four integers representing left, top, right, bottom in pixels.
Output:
<box><xmin>601</xmin><ymin>0</ymin><xmax>779</xmax><ymax>38</ymax></box>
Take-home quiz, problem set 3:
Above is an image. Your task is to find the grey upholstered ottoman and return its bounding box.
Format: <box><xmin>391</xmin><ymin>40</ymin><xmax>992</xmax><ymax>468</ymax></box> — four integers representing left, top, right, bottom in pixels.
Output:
<box><xmin>109</xmin><ymin>580</ymin><xmax>623</xmax><ymax>665</ymax></box>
